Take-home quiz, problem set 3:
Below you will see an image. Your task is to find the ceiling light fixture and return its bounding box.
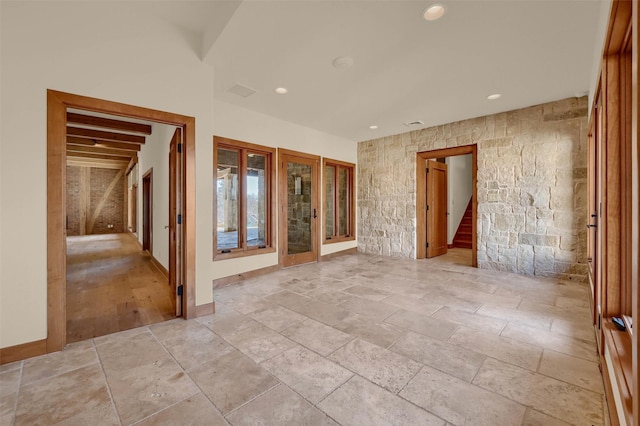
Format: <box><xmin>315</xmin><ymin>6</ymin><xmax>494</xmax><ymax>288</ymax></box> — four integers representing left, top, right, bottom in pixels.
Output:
<box><xmin>369</xmin><ymin>125</ymin><xmax>378</xmax><ymax>130</ymax></box>
<box><xmin>487</xmin><ymin>93</ymin><xmax>502</xmax><ymax>100</ymax></box>
<box><xmin>423</xmin><ymin>4</ymin><xmax>445</xmax><ymax>21</ymax></box>
<box><xmin>275</xmin><ymin>87</ymin><xmax>288</xmax><ymax>94</ymax></box>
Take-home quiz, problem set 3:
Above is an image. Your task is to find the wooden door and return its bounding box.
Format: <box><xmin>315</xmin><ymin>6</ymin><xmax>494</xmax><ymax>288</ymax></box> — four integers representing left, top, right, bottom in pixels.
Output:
<box><xmin>169</xmin><ymin>129</ymin><xmax>182</xmax><ymax>316</ymax></box>
<box><xmin>278</xmin><ymin>149</ymin><xmax>319</xmax><ymax>267</ymax></box>
<box><xmin>426</xmin><ymin>160</ymin><xmax>448</xmax><ymax>258</ymax></box>
<box><xmin>142</xmin><ymin>170</ymin><xmax>152</xmax><ymax>252</ymax></box>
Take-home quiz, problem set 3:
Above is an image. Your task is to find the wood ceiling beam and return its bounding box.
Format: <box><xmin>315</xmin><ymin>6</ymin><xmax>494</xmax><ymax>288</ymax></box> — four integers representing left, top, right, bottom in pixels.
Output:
<box><xmin>66</xmin><ymin>144</ymin><xmax>137</xmax><ymax>158</ymax></box>
<box><xmin>66</xmin><ymin>151</ymin><xmax>134</xmax><ymax>161</ymax></box>
<box><xmin>67</xmin><ymin>136</ymin><xmax>141</xmax><ymax>152</ymax></box>
<box><xmin>66</xmin><ymin>157</ymin><xmax>129</xmax><ymax>170</ymax></box>
<box><xmin>67</xmin><ymin>126</ymin><xmax>146</xmax><ymax>144</ymax></box>
<box><xmin>67</xmin><ymin>112</ymin><xmax>152</xmax><ymax>135</ymax></box>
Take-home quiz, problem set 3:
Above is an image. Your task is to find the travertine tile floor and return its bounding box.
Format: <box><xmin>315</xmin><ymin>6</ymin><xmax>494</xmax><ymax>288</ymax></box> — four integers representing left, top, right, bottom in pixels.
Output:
<box><xmin>1</xmin><ymin>250</ymin><xmax>607</xmax><ymax>425</ymax></box>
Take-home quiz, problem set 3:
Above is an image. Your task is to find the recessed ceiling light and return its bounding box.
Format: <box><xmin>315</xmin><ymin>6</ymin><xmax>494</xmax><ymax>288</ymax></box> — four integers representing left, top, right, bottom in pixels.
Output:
<box><xmin>423</xmin><ymin>4</ymin><xmax>445</xmax><ymax>21</ymax></box>
<box><xmin>275</xmin><ymin>87</ymin><xmax>288</xmax><ymax>94</ymax></box>
<box><xmin>369</xmin><ymin>125</ymin><xmax>378</xmax><ymax>130</ymax></box>
<box><xmin>487</xmin><ymin>93</ymin><xmax>502</xmax><ymax>100</ymax></box>
<box><xmin>332</xmin><ymin>56</ymin><xmax>354</xmax><ymax>69</ymax></box>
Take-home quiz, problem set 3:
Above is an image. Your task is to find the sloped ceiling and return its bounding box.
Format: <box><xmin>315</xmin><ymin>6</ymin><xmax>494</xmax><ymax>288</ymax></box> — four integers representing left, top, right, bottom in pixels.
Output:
<box><xmin>125</xmin><ymin>1</ymin><xmax>604</xmax><ymax>142</ymax></box>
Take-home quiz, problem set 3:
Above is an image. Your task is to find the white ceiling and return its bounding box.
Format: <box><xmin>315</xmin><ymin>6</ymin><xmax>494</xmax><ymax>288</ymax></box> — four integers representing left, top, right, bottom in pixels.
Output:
<box><xmin>155</xmin><ymin>1</ymin><xmax>603</xmax><ymax>142</ymax></box>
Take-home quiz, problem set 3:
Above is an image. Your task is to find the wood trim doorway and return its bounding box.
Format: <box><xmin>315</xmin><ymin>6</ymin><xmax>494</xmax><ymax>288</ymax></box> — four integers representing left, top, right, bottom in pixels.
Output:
<box><xmin>416</xmin><ymin>145</ymin><xmax>478</xmax><ymax>267</ymax></box>
<box><xmin>47</xmin><ymin>90</ymin><xmax>197</xmax><ymax>354</ymax></box>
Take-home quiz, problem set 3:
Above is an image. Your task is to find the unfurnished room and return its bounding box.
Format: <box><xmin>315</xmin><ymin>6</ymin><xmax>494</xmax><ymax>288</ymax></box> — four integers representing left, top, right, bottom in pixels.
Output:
<box><xmin>0</xmin><ymin>1</ymin><xmax>638</xmax><ymax>425</ymax></box>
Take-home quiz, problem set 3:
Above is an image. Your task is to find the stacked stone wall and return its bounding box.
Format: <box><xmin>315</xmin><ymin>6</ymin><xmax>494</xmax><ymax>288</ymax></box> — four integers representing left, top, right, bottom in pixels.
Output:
<box><xmin>287</xmin><ymin>163</ymin><xmax>313</xmax><ymax>253</ymax></box>
<box><xmin>357</xmin><ymin>97</ymin><xmax>588</xmax><ymax>281</ymax></box>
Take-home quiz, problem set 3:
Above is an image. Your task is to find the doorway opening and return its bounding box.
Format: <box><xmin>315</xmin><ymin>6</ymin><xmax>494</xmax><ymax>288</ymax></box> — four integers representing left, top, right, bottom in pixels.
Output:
<box><xmin>278</xmin><ymin>148</ymin><xmax>320</xmax><ymax>267</ymax></box>
<box><xmin>416</xmin><ymin>145</ymin><xmax>478</xmax><ymax>267</ymax></box>
<box><xmin>47</xmin><ymin>90</ymin><xmax>197</xmax><ymax>354</ymax></box>
<box><xmin>64</xmin><ymin>116</ymin><xmax>182</xmax><ymax>343</ymax></box>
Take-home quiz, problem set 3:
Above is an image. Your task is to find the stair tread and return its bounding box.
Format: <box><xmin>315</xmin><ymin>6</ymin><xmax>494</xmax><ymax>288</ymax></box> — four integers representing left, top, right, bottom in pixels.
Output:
<box><xmin>453</xmin><ymin>199</ymin><xmax>473</xmax><ymax>248</ymax></box>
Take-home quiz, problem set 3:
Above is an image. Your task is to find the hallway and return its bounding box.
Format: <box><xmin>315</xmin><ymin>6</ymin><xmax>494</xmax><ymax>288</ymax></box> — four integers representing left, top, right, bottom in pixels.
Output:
<box><xmin>66</xmin><ymin>233</ymin><xmax>175</xmax><ymax>343</ymax></box>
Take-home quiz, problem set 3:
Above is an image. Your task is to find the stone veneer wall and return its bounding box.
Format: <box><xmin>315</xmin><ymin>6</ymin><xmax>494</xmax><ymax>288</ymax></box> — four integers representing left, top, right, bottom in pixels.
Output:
<box><xmin>357</xmin><ymin>97</ymin><xmax>589</xmax><ymax>281</ymax></box>
<box><xmin>287</xmin><ymin>163</ymin><xmax>313</xmax><ymax>254</ymax></box>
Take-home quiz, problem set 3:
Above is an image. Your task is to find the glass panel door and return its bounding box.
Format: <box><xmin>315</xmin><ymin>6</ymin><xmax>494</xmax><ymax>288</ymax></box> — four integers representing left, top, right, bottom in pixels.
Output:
<box><xmin>287</xmin><ymin>162</ymin><xmax>313</xmax><ymax>254</ymax></box>
<box><xmin>279</xmin><ymin>149</ymin><xmax>319</xmax><ymax>267</ymax></box>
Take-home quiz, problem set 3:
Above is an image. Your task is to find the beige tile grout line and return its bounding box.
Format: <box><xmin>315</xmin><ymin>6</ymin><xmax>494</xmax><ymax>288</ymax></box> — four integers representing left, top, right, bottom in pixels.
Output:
<box><xmin>156</xmin><ymin>317</ymin><xmax>285</xmax><ymax>422</ymax></box>
<box><xmin>92</xmin><ymin>339</ymin><xmax>124</xmax><ymax>426</ymax></box>
<box><xmin>211</xmin><ymin>255</ymin><xmax>602</xmax><ymax>424</ymax></box>
<box><xmin>9</xmin><ymin>361</ymin><xmax>24</xmax><ymax>425</ymax></box>
<box><xmin>235</xmin><ymin>299</ymin><xmax>451</xmax><ymax>424</ymax></box>
<box><xmin>145</xmin><ymin>325</ymin><xmax>229</xmax><ymax>423</ymax></box>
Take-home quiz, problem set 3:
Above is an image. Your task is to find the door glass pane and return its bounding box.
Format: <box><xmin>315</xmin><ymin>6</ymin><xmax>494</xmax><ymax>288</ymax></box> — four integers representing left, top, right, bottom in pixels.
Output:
<box><xmin>325</xmin><ymin>165</ymin><xmax>335</xmax><ymax>239</ymax></box>
<box><xmin>338</xmin><ymin>167</ymin><xmax>349</xmax><ymax>236</ymax></box>
<box><xmin>287</xmin><ymin>161</ymin><xmax>312</xmax><ymax>254</ymax></box>
<box><xmin>217</xmin><ymin>148</ymin><xmax>239</xmax><ymax>250</ymax></box>
<box><xmin>247</xmin><ymin>153</ymin><xmax>266</xmax><ymax>247</ymax></box>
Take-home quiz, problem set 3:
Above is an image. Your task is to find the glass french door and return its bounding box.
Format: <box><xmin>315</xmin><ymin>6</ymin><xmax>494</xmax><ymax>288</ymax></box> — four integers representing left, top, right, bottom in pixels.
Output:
<box><xmin>278</xmin><ymin>149</ymin><xmax>319</xmax><ymax>267</ymax></box>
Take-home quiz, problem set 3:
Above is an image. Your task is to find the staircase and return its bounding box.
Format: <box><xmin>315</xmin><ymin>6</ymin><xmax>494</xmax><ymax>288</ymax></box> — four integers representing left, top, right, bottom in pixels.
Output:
<box><xmin>452</xmin><ymin>200</ymin><xmax>473</xmax><ymax>249</ymax></box>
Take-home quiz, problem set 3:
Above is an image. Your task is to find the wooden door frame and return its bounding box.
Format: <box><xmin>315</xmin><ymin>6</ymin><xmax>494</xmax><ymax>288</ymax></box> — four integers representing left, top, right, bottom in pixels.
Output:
<box><xmin>598</xmin><ymin>2</ymin><xmax>638</xmax><ymax>423</ymax></box>
<box><xmin>277</xmin><ymin>148</ymin><xmax>320</xmax><ymax>267</ymax></box>
<box><xmin>416</xmin><ymin>145</ymin><xmax>477</xmax><ymax>267</ymax></box>
<box><xmin>47</xmin><ymin>89</ymin><xmax>197</xmax><ymax>354</ymax></box>
<box><xmin>632</xmin><ymin>1</ymin><xmax>640</xmax><ymax>420</ymax></box>
<box><xmin>142</xmin><ymin>169</ymin><xmax>153</xmax><ymax>253</ymax></box>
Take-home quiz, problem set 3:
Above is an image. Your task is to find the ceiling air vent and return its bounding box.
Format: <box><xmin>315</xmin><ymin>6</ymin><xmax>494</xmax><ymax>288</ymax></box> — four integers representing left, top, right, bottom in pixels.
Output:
<box><xmin>227</xmin><ymin>83</ymin><xmax>257</xmax><ymax>98</ymax></box>
<box><xmin>404</xmin><ymin>120</ymin><xmax>424</xmax><ymax>127</ymax></box>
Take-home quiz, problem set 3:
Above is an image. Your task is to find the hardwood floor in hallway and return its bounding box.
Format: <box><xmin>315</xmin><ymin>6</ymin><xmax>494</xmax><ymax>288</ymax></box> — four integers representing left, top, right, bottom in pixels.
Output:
<box><xmin>66</xmin><ymin>233</ymin><xmax>175</xmax><ymax>344</ymax></box>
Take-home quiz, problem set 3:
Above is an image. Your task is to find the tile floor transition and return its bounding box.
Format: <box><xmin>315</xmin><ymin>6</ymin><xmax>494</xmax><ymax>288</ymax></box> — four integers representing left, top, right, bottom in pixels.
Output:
<box><xmin>1</xmin><ymin>250</ymin><xmax>606</xmax><ymax>425</ymax></box>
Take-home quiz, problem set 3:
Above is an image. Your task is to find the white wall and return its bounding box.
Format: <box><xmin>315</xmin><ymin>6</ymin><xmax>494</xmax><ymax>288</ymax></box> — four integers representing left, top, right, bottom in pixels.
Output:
<box><xmin>588</xmin><ymin>0</ymin><xmax>612</xmax><ymax>113</ymax></box>
<box><xmin>137</xmin><ymin>124</ymin><xmax>177</xmax><ymax>270</ymax></box>
<box><xmin>445</xmin><ymin>155</ymin><xmax>473</xmax><ymax>244</ymax></box>
<box><xmin>0</xmin><ymin>1</ymin><xmax>358</xmax><ymax>348</ymax></box>
<box><xmin>0</xmin><ymin>1</ymin><xmax>215</xmax><ymax>348</ymax></box>
<box><xmin>211</xmin><ymin>100</ymin><xmax>357</xmax><ymax>280</ymax></box>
